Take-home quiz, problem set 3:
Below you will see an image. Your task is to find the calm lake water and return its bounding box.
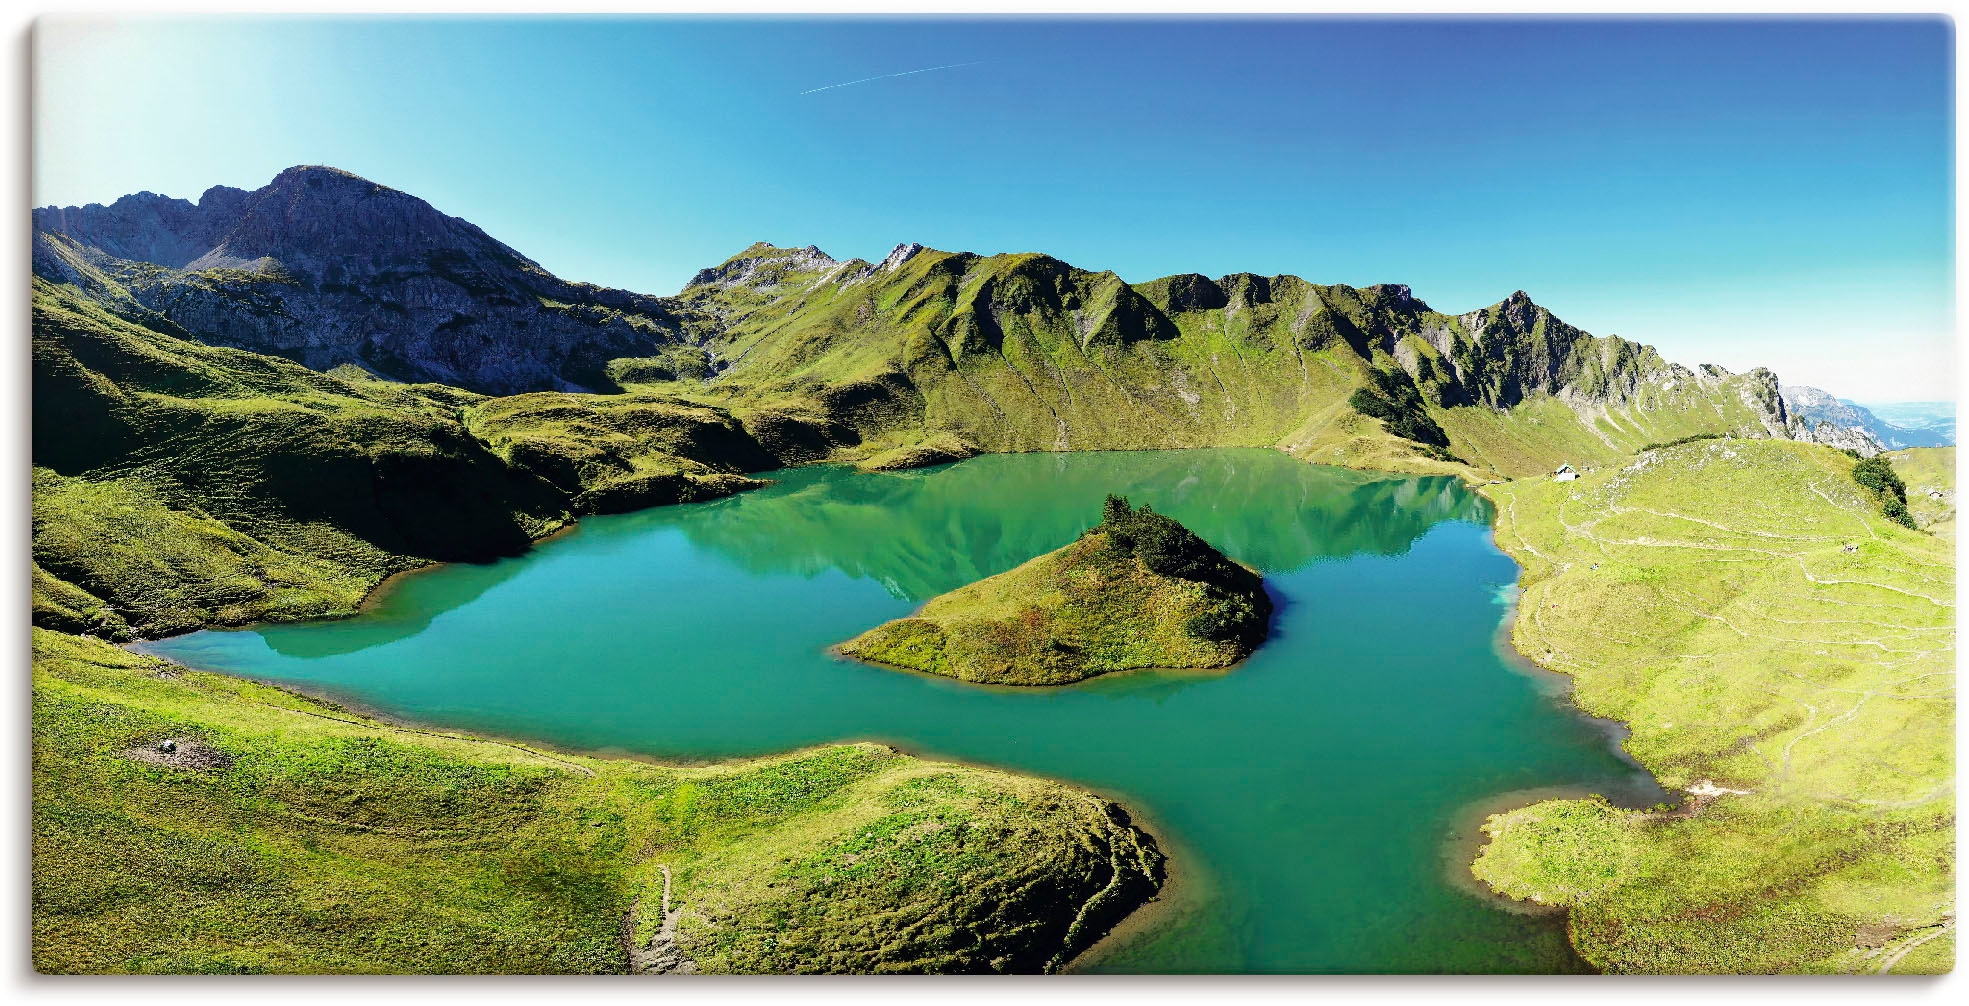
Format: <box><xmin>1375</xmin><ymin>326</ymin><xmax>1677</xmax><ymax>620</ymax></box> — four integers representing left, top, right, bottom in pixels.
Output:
<box><xmin>143</xmin><ymin>449</ymin><xmax>1662</xmax><ymax>973</ymax></box>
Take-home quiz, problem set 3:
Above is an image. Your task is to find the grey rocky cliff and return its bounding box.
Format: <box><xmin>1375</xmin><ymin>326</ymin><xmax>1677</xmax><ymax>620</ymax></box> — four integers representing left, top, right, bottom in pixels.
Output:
<box><xmin>34</xmin><ymin>166</ymin><xmax>688</xmax><ymax>395</ymax></box>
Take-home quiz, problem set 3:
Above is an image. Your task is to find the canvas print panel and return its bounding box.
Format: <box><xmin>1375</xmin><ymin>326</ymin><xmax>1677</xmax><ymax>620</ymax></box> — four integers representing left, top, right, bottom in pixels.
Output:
<box><xmin>28</xmin><ymin>15</ymin><xmax>1955</xmax><ymax>975</ymax></box>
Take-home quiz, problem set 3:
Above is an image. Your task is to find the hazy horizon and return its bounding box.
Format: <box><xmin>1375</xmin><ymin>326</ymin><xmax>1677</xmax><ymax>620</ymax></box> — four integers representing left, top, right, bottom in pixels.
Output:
<box><xmin>33</xmin><ymin>16</ymin><xmax>1955</xmax><ymax>401</ymax></box>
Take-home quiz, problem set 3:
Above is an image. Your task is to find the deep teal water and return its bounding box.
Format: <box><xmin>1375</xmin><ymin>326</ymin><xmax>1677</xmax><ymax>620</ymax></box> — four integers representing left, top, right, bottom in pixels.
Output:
<box><xmin>142</xmin><ymin>449</ymin><xmax>1662</xmax><ymax>973</ymax></box>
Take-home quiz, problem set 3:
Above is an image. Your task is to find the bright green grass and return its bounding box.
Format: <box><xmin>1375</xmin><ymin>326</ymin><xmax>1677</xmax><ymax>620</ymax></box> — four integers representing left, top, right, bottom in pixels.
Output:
<box><xmin>1433</xmin><ymin>387</ymin><xmax>1780</xmax><ymax>480</ymax></box>
<box><xmin>1471</xmin><ymin>438</ymin><xmax>1954</xmax><ymax>974</ymax></box>
<box><xmin>839</xmin><ymin>503</ymin><xmax>1268</xmax><ymax>685</ymax></box>
<box><xmin>853</xmin><ymin>432</ymin><xmax>982</xmax><ymax>472</ymax></box>
<box><xmin>31</xmin><ymin>278</ymin><xmax>569</xmax><ymax>638</ymax></box>
<box><xmin>32</xmin><ymin>468</ymin><xmax>382</xmax><ymax>639</ymax></box>
<box><xmin>1888</xmin><ymin>446</ymin><xmax>1955</xmax><ymax>538</ymax></box>
<box><xmin>462</xmin><ymin>392</ymin><xmax>772</xmax><ymax>514</ymax></box>
<box><xmin>32</xmin><ymin>628</ymin><xmax>1163</xmax><ymax>974</ymax></box>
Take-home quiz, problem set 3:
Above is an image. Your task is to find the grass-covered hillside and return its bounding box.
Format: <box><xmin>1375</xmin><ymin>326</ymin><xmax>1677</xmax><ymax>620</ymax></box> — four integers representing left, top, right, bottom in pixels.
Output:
<box><xmin>839</xmin><ymin>496</ymin><xmax>1270</xmax><ymax>685</ymax></box>
<box><xmin>32</xmin><ymin>279</ymin><xmax>560</xmax><ymax>638</ymax></box>
<box><xmin>655</xmin><ymin>243</ymin><xmax>1795</xmax><ymax>479</ymax></box>
<box><xmin>461</xmin><ymin>393</ymin><xmax>773</xmax><ymax>515</ymax></box>
<box><xmin>1888</xmin><ymin>446</ymin><xmax>1955</xmax><ymax>537</ymax></box>
<box><xmin>33</xmin><ymin>629</ymin><xmax>1163</xmax><ymax>974</ymax></box>
<box><xmin>30</xmin><ymin>278</ymin><xmax>815</xmax><ymax>639</ymax></box>
<box><xmin>1471</xmin><ymin>439</ymin><xmax>1954</xmax><ymax>974</ymax></box>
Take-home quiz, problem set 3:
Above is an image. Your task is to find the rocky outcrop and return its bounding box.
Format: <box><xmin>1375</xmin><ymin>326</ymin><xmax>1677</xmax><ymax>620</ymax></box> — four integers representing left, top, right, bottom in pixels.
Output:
<box><xmin>34</xmin><ymin>166</ymin><xmax>689</xmax><ymax>395</ymax></box>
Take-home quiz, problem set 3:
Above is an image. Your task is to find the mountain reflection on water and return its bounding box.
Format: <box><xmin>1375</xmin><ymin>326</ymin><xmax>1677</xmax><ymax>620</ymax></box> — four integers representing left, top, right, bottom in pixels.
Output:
<box><xmin>260</xmin><ymin>449</ymin><xmax>1483</xmax><ymax>659</ymax></box>
<box><xmin>644</xmin><ymin>449</ymin><xmax>1486</xmax><ymax>600</ymax></box>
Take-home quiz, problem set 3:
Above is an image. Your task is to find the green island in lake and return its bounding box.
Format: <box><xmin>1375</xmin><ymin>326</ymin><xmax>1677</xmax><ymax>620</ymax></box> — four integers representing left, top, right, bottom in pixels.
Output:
<box><xmin>839</xmin><ymin>496</ymin><xmax>1271</xmax><ymax>685</ymax></box>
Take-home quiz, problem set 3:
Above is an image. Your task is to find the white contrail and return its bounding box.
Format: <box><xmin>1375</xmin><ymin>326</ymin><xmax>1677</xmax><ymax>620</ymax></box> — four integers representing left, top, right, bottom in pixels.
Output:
<box><xmin>798</xmin><ymin>60</ymin><xmax>992</xmax><ymax>95</ymax></box>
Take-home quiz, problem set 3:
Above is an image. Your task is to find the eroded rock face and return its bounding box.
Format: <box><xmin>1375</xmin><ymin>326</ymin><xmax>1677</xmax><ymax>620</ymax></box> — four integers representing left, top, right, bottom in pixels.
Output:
<box><xmin>34</xmin><ymin>166</ymin><xmax>688</xmax><ymax>395</ymax></box>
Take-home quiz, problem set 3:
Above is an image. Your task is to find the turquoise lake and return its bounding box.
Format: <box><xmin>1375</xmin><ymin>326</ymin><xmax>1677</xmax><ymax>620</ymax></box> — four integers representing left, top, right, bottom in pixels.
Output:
<box><xmin>142</xmin><ymin>448</ymin><xmax>1664</xmax><ymax>973</ymax></box>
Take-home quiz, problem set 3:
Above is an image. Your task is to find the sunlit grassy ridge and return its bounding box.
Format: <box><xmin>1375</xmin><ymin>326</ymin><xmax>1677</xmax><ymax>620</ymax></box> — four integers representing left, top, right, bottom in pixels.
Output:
<box><xmin>1471</xmin><ymin>439</ymin><xmax>1954</xmax><ymax>974</ymax></box>
<box><xmin>656</xmin><ymin>244</ymin><xmax>1793</xmax><ymax>480</ymax></box>
<box><xmin>462</xmin><ymin>393</ymin><xmax>773</xmax><ymax>515</ymax></box>
<box><xmin>839</xmin><ymin>497</ymin><xmax>1269</xmax><ymax>685</ymax></box>
<box><xmin>32</xmin><ymin>629</ymin><xmax>1162</xmax><ymax>974</ymax></box>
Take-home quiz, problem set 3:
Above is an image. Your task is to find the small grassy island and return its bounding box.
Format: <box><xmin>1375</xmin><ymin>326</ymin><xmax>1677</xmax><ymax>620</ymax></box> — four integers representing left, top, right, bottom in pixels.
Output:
<box><xmin>839</xmin><ymin>496</ymin><xmax>1271</xmax><ymax>686</ymax></box>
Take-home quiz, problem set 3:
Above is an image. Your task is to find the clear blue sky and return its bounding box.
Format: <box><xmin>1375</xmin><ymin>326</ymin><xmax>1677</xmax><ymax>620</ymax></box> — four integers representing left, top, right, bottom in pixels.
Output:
<box><xmin>34</xmin><ymin>16</ymin><xmax>1955</xmax><ymax>401</ymax></box>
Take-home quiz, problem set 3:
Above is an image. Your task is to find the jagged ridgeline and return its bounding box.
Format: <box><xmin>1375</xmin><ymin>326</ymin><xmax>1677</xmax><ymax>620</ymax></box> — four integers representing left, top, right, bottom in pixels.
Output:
<box><xmin>674</xmin><ymin>243</ymin><xmax>1797</xmax><ymax>477</ymax></box>
<box><xmin>36</xmin><ymin>167</ymin><xmax>1801</xmax><ymax>489</ymax></box>
<box><xmin>838</xmin><ymin>495</ymin><xmax>1270</xmax><ymax>686</ymax></box>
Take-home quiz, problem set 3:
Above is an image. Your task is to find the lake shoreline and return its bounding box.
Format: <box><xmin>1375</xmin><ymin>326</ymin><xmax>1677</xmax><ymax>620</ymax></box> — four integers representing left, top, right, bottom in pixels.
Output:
<box><xmin>116</xmin><ymin>642</ymin><xmax>1184</xmax><ymax>971</ymax></box>
<box><xmin>1455</xmin><ymin>483</ymin><xmax>1679</xmax><ymax>968</ymax></box>
<box><xmin>124</xmin><ymin>448</ymin><xmax>1617</xmax><ymax>972</ymax></box>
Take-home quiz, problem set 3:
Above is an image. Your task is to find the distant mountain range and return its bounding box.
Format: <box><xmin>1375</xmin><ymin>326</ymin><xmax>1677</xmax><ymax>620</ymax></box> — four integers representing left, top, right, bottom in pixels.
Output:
<box><xmin>1854</xmin><ymin>400</ymin><xmax>1955</xmax><ymax>443</ymax></box>
<box><xmin>1780</xmin><ymin>385</ymin><xmax>1954</xmax><ymax>451</ymax></box>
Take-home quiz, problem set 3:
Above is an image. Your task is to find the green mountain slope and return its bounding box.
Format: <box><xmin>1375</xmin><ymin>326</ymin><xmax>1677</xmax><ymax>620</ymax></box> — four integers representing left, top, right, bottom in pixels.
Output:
<box><xmin>29</xmin><ymin>279</ymin><xmax>795</xmax><ymax>639</ymax></box>
<box><xmin>1887</xmin><ymin>446</ymin><xmax>1955</xmax><ymax>537</ymax></box>
<box><xmin>1471</xmin><ymin>439</ymin><xmax>1954</xmax><ymax>973</ymax></box>
<box><xmin>658</xmin><ymin>243</ymin><xmax>1794</xmax><ymax>478</ymax></box>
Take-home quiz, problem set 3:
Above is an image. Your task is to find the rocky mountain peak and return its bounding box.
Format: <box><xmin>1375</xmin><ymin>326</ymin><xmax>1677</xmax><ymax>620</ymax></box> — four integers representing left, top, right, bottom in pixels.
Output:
<box><xmin>32</xmin><ymin>165</ymin><xmax>678</xmax><ymax>395</ymax></box>
<box><xmin>186</xmin><ymin>165</ymin><xmax>534</xmax><ymax>277</ymax></box>
<box><xmin>881</xmin><ymin>242</ymin><xmax>925</xmax><ymax>272</ymax></box>
<box><xmin>33</xmin><ymin>189</ymin><xmax>227</xmax><ymax>269</ymax></box>
<box><xmin>1363</xmin><ymin>283</ymin><xmax>1417</xmax><ymax>307</ymax></box>
<box><xmin>686</xmin><ymin>242</ymin><xmax>839</xmax><ymax>292</ymax></box>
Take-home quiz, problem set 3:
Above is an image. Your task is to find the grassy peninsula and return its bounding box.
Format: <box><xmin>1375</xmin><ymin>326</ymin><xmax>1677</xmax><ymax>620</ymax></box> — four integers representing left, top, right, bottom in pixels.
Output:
<box><xmin>32</xmin><ymin>629</ymin><xmax>1163</xmax><ymax>974</ymax></box>
<box><xmin>1470</xmin><ymin>439</ymin><xmax>1955</xmax><ymax>974</ymax></box>
<box><xmin>840</xmin><ymin>496</ymin><xmax>1270</xmax><ymax>685</ymax></box>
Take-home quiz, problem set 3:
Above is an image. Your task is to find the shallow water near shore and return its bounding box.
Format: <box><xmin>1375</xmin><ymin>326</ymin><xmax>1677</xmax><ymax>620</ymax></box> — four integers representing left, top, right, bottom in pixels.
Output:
<box><xmin>144</xmin><ymin>448</ymin><xmax>1663</xmax><ymax>973</ymax></box>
